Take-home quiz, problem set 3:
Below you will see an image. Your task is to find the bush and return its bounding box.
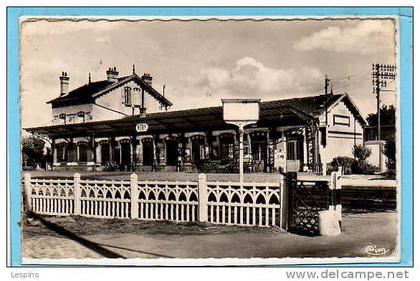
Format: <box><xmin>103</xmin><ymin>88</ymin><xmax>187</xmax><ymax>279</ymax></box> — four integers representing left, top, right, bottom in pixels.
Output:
<box><xmin>196</xmin><ymin>159</ymin><xmax>219</xmax><ymax>173</ymax></box>
<box><xmin>327</xmin><ymin>155</ymin><xmax>379</xmax><ymax>175</ymax></box>
<box><xmin>352</xmin><ymin>144</ymin><xmax>378</xmax><ymax>174</ymax></box>
<box><xmin>384</xmin><ymin>140</ymin><xmax>396</xmax><ymax>175</ymax></box>
<box><xmin>351</xmin><ymin>160</ymin><xmax>378</xmax><ymax>175</ymax></box>
<box><xmin>352</xmin><ymin>145</ymin><xmax>371</xmax><ymax>161</ymax></box>
<box><xmin>103</xmin><ymin>161</ymin><xmax>118</xmax><ymax>171</ymax></box>
<box><xmin>327</xmin><ymin>156</ymin><xmax>355</xmax><ymax>175</ymax></box>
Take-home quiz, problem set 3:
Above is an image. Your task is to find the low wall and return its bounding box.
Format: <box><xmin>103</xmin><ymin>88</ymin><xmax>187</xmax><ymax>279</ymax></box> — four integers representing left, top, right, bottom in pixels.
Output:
<box><xmin>339</xmin><ymin>178</ymin><xmax>397</xmax><ymax>212</ymax></box>
<box><xmin>341</xmin><ymin>186</ymin><xmax>396</xmax><ymax>212</ymax></box>
<box><xmin>365</xmin><ymin>140</ymin><xmax>387</xmax><ymax>172</ymax></box>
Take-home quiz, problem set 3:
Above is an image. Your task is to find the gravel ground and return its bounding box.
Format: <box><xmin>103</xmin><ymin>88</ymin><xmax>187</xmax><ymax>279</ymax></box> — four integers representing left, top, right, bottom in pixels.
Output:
<box><xmin>22</xmin><ymin>212</ymin><xmax>397</xmax><ymax>260</ymax></box>
<box><xmin>24</xmin><ymin>216</ymin><xmax>280</xmax><ymax>236</ymax></box>
<box><xmin>23</xmin><ymin>235</ymin><xmax>103</xmax><ymax>259</ymax></box>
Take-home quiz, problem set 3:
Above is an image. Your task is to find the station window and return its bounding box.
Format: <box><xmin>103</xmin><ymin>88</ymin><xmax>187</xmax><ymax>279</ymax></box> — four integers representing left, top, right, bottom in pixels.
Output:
<box><xmin>56</xmin><ymin>143</ymin><xmax>67</xmax><ymax>162</ymax></box>
<box><xmin>286</xmin><ymin>140</ymin><xmax>302</xmax><ymax>160</ymax></box>
<box><xmin>78</xmin><ymin>143</ymin><xmax>88</xmax><ymax>162</ymax></box>
<box><xmin>221</xmin><ymin>143</ymin><xmax>234</xmax><ymax>160</ymax></box>
<box><xmin>123</xmin><ymin>87</ymin><xmax>132</xmax><ymax>106</ymax></box>
<box><xmin>200</xmin><ymin>146</ymin><xmax>210</xmax><ymax>160</ymax></box>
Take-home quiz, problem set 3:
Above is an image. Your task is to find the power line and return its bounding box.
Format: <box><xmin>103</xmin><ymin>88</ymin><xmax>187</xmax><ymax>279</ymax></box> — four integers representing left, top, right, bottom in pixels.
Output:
<box><xmin>296</xmin><ymin>71</ymin><xmax>371</xmax><ymax>94</ymax></box>
<box><xmin>330</xmin><ymin>76</ymin><xmax>371</xmax><ymax>89</ymax></box>
<box><xmin>329</xmin><ymin>71</ymin><xmax>371</xmax><ymax>81</ymax></box>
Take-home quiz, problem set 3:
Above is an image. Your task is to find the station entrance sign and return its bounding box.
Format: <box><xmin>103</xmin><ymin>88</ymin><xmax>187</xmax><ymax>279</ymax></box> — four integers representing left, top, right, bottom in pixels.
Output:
<box><xmin>222</xmin><ymin>99</ymin><xmax>260</xmax><ymax>183</ymax></box>
<box><xmin>136</xmin><ymin>123</ymin><xmax>149</xmax><ymax>133</ymax></box>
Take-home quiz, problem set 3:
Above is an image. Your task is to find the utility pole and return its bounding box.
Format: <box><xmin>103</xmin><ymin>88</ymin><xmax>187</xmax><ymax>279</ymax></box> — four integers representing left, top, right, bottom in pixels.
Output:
<box><xmin>371</xmin><ymin>64</ymin><xmax>396</xmax><ymax>140</ymax></box>
<box><xmin>324</xmin><ymin>75</ymin><xmax>331</xmax><ymax>127</ymax></box>
<box><xmin>324</xmin><ymin>75</ymin><xmax>330</xmax><ymax>96</ymax></box>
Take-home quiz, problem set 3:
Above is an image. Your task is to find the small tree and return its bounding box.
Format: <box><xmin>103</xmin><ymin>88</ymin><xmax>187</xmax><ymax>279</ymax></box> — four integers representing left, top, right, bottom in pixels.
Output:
<box><xmin>22</xmin><ymin>136</ymin><xmax>46</xmax><ymax>169</ymax></box>
<box><xmin>351</xmin><ymin>144</ymin><xmax>378</xmax><ymax>174</ymax></box>
<box><xmin>366</xmin><ymin>105</ymin><xmax>396</xmax><ymax>127</ymax></box>
<box><xmin>352</xmin><ymin>144</ymin><xmax>371</xmax><ymax>162</ymax></box>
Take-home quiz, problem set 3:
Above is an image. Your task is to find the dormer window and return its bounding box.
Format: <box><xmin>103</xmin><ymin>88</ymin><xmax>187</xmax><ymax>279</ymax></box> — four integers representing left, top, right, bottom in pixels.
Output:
<box><xmin>123</xmin><ymin>86</ymin><xmax>132</xmax><ymax>106</ymax></box>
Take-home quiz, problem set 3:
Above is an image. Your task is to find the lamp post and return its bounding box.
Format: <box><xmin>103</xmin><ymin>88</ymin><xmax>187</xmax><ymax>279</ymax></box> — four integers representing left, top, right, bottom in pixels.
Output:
<box><xmin>222</xmin><ymin>99</ymin><xmax>260</xmax><ymax>183</ymax></box>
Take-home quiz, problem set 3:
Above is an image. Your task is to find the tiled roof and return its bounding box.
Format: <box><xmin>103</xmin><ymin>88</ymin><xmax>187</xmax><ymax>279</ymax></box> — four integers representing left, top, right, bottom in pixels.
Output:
<box><xmin>120</xmin><ymin>93</ymin><xmax>342</xmax><ymax>122</ymax></box>
<box><xmin>47</xmin><ymin>80</ymin><xmax>116</xmax><ymax>105</ymax></box>
<box><xmin>260</xmin><ymin>94</ymin><xmax>342</xmax><ymax>117</ymax></box>
<box><xmin>47</xmin><ymin>74</ymin><xmax>172</xmax><ymax>107</ymax></box>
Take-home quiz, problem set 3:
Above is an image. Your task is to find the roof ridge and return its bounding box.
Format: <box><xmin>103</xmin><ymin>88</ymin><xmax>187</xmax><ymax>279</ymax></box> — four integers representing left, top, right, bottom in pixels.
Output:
<box><xmin>260</xmin><ymin>93</ymin><xmax>342</xmax><ymax>104</ymax></box>
<box><xmin>47</xmin><ymin>73</ymin><xmax>172</xmax><ymax>107</ymax></box>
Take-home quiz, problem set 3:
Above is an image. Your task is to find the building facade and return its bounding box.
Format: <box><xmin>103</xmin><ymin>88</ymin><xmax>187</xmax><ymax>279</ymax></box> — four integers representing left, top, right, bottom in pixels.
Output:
<box><xmin>27</xmin><ymin>67</ymin><xmax>366</xmax><ymax>174</ymax></box>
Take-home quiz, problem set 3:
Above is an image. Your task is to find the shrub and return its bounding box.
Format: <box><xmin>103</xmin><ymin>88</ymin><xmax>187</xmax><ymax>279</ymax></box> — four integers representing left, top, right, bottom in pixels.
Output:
<box><xmin>351</xmin><ymin>160</ymin><xmax>378</xmax><ymax>175</ymax></box>
<box><xmin>196</xmin><ymin>159</ymin><xmax>219</xmax><ymax>173</ymax></box>
<box><xmin>352</xmin><ymin>144</ymin><xmax>379</xmax><ymax>174</ymax></box>
<box><xmin>327</xmin><ymin>155</ymin><xmax>379</xmax><ymax>175</ymax></box>
<box><xmin>384</xmin><ymin>139</ymin><xmax>396</xmax><ymax>175</ymax></box>
<box><xmin>103</xmin><ymin>161</ymin><xmax>118</xmax><ymax>171</ymax></box>
<box><xmin>352</xmin><ymin>145</ymin><xmax>371</xmax><ymax>162</ymax></box>
<box><xmin>327</xmin><ymin>156</ymin><xmax>355</xmax><ymax>175</ymax></box>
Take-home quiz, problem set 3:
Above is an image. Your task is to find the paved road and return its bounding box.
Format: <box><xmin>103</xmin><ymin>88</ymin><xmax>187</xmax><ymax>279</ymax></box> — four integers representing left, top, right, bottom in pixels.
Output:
<box><xmin>23</xmin><ymin>212</ymin><xmax>397</xmax><ymax>261</ymax></box>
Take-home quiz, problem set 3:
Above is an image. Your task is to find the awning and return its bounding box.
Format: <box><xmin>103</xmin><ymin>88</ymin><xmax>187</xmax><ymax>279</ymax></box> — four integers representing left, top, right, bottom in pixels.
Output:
<box><xmin>25</xmin><ymin>102</ymin><xmax>316</xmax><ymax>139</ymax></box>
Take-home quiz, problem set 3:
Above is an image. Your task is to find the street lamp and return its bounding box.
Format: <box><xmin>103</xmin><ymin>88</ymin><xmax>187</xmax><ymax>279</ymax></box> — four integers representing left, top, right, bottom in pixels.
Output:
<box><xmin>222</xmin><ymin>99</ymin><xmax>260</xmax><ymax>183</ymax></box>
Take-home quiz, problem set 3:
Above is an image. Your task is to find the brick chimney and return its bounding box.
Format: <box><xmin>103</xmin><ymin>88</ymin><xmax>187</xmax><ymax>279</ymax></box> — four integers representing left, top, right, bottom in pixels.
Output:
<box><xmin>106</xmin><ymin>66</ymin><xmax>119</xmax><ymax>82</ymax></box>
<box><xmin>141</xmin><ymin>73</ymin><xmax>153</xmax><ymax>86</ymax></box>
<box><xmin>59</xmin><ymin>71</ymin><xmax>69</xmax><ymax>96</ymax></box>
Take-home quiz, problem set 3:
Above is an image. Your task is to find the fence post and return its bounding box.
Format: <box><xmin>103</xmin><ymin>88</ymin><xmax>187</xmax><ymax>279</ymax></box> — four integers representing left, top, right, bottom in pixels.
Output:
<box><xmin>279</xmin><ymin>174</ymin><xmax>288</xmax><ymax>230</ymax></box>
<box><xmin>198</xmin><ymin>173</ymin><xmax>208</xmax><ymax>223</ymax></box>
<box><xmin>330</xmin><ymin>171</ymin><xmax>342</xmax><ymax>228</ymax></box>
<box><xmin>285</xmin><ymin>172</ymin><xmax>297</xmax><ymax>231</ymax></box>
<box><xmin>130</xmin><ymin>173</ymin><xmax>139</xmax><ymax>219</ymax></box>
<box><xmin>335</xmin><ymin>169</ymin><xmax>343</xmax><ymax>227</ymax></box>
<box><xmin>73</xmin><ymin>173</ymin><xmax>81</xmax><ymax>216</ymax></box>
<box><xmin>330</xmin><ymin>171</ymin><xmax>337</xmax><ymax>210</ymax></box>
<box><xmin>337</xmin><ymin>166</ymin><xmax>343</xmax><ymax>176</ymax></box>
<box><xmin>322</xmin><ymin>163</ymin><xmax>327</xmax><ymax>176</ymax></box>
<box><xmin>24</xmin><ymin>173</ymin><xmax>32</xmax><ymax>212</ymax></box>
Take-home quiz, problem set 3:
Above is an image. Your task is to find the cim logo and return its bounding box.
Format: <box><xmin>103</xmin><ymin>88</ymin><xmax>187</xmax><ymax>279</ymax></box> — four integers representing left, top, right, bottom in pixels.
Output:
<box><xmin>364</xmin><ymin>244</ymin><xmax>390</xmax><ymax>256</ymax></box>
<box><xmin>135</xmin><ymin>123</ymin><xmax>149</xmax><ymax>132</ymax></box>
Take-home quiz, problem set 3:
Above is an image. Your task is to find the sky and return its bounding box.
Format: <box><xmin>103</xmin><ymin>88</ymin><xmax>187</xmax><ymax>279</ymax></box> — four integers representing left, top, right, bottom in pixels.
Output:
<box><xmin>20</xmin><ymin>18</ymin><xmax>397</xmax><ymax>128</ymax></box>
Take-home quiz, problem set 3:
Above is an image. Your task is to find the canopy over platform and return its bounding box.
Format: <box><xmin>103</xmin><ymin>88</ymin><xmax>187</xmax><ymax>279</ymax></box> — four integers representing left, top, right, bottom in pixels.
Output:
<box><xmin>26</xmin><ymin>94</ymin><xmax>346</xmax><ymax>139</ymax></box>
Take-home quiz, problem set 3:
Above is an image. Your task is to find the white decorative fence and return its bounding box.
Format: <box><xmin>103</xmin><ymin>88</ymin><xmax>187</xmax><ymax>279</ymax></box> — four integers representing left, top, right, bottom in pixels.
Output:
<box><xmin>206</xmin><ymin>181</ymin><xmax>284</xmax><ymax>227</ymax></box>
<box><xmin>136</xmin><ymin>180</ymin><xmax>199</xmax><ymax>222</ymax></box>
<box><xmin>78</xmin><ymin>177</ymin><xmax>131</xmax><ymax>219</ymax></box>
<box><xmin>25</xmin><ymin>177</ymin><xmax>74</xmax><ymax>215</ymax></box>
<box><xmin>23</xmin><ymin>173</ymin><xmax>286</xmax><ymax>229</ymax></box>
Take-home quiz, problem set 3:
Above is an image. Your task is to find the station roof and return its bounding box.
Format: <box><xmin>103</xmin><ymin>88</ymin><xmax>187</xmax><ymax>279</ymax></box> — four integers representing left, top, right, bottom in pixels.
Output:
<box><xmin>26</xmin><ymin>94</ymin><xmax>365</xmax><ymax>139</ymax></box>
<box><xmin>48</xmin><ymin>74</ymin><xmax>173</xmax><ymax>108</ymax></box>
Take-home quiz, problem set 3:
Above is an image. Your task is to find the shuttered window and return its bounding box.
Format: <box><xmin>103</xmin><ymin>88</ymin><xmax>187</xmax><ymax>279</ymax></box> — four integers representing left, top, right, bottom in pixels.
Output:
<box><xmin>123</xmin><ymin>87</ymin><xmax>132</xmax><ymax>106</ymax></box>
